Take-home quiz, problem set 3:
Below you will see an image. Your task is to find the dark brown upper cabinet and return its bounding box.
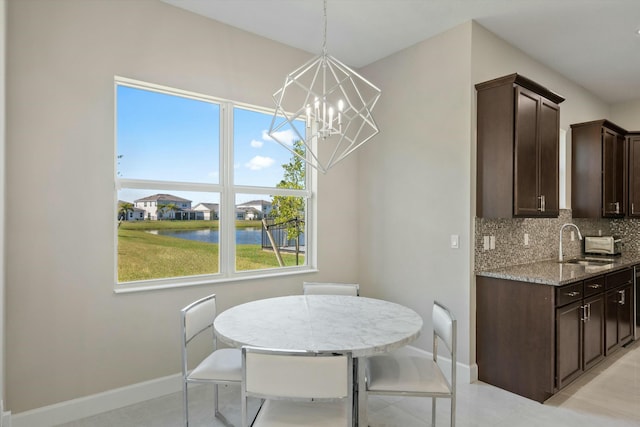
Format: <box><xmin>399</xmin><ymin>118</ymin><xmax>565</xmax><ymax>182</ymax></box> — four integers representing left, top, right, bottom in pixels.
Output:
<box><xmin>571</xmin><ymin>120</ymin><xmax>627</xmax><ymax>218</ymax></box>
<box><xmin>476</xmin><ymin>74</ymin><xmax>564</xmax><ymax>218</ymax></box>
<box><xmin>628</xmin><ymin>132</ymin><xmax>640</xmax><ymax>217</ymax></box>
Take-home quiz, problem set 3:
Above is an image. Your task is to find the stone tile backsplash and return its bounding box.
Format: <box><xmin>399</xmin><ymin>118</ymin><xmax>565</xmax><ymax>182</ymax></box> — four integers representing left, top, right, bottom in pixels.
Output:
<box><xmin>474</xmin><ymin>209</ymin><xmax>622</xmax><ymax>271</ymax></box>
<box><xmin>611</xmin><ymin>218</ymin><xmax>640</xmax><ymax>253</ymax></box>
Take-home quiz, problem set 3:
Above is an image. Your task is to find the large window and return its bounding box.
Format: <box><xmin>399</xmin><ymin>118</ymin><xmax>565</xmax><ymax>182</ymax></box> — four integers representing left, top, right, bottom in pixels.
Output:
<box><xmin>115</xmin><ymin>77</ymin><xmax>313</xmax><ymax>291</ymax></box>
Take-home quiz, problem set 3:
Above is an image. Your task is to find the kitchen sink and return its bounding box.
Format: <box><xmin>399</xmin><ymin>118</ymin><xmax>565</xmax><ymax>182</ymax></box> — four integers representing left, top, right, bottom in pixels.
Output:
<box><xmin>562</xmin><ymin>258</ymin><xmax>615</xmax><ymax>266</ymax></box>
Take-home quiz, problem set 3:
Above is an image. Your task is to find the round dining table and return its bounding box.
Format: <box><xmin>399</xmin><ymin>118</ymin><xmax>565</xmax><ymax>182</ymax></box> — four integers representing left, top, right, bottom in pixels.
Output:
<box><xmin>214</xmin><ymin>294</ymin><xmax>423</xmax><ymax>426</ymax></box>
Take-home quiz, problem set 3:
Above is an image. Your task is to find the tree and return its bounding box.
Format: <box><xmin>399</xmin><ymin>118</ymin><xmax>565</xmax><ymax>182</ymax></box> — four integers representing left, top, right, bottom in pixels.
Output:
<box><xmin>160</xmin><ymin>203</ymin><xmax>178</xmax><ymax>220</ymax></box>
<box><xmin>271</xmin><ymin>140</ymin><xmax>305</xmax><ymax>241</ymax></box>
<box><xmin>118</xmin><ymin>202</ymin><xmax>134</xmax><ymax>222</ymax></box>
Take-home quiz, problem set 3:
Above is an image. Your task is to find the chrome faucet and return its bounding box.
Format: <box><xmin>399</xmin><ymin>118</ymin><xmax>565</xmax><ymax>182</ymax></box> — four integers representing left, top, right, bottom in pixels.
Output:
<box><xmin>559</xmin><ymin>223</ymin><xmax>583</xmax><ymax>262</ymax></box>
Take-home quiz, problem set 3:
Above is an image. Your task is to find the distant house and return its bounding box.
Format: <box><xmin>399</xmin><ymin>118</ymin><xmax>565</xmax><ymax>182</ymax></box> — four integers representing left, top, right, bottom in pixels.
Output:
<box><xmin>193</xmin><ymin>202</ymin><xmax>219</xmax><ymax>220</ymax></box>
<box><xmin>118</xmin><ymin>200</ymin><xmax>145</xmax><ymax>221</ymax></box>
<box><xmin>236</xmin><ymin>207</ymin><xmax>262</xmax><ymax>220</ymax></box>
<box><xmin>133</xmin><ymin>193</ymin><xmax>198</xmax><ymax>220</ymax></box>
<box><xmin>236</xmin><ymin>199</ymin><xmax>272</xmax><ymax>220</ymax></box>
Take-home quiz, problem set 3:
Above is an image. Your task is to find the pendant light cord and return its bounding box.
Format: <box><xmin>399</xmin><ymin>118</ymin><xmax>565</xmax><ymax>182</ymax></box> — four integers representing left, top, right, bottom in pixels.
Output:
<box><xmin>322</xmin><ymin>0</ymin><xmax>328</xmax><ymax>56</ymax></box>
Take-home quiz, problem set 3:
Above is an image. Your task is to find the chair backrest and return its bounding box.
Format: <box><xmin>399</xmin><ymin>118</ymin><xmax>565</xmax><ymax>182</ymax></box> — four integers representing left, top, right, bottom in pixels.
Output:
<box><xmin>432</xmin><ymin>300</ymin><xmax>457</xmax><ymax>388</ymax></box>
<box><xmin>181</xmin><ymin>294</ymin><xmax>218</xmax><ymax>378</ymax></box>
<box><xmin>302</xmin><ymin>282</ymin><xmax>360</xmax><ymax>296</ymax></box>
<box><xmin>432</xmin><ymin>301</ymin><xmax>456</xmax><ymax>354</ymax></box>
<box><xmin>242</xmin><ymin>346</ymin><xmax>352</xmax><ymax>401</ymax></box>
<box><xmin>181</xmin><ymin>294</ymin><xmax>217</xmax><ymax>349</ymax></box>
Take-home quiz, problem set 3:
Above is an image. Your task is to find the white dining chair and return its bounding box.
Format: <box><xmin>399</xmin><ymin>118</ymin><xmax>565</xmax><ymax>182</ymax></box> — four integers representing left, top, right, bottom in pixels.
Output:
<box><xmin>181</xmin><ymin>294</ymin><xmax>242</xmax><ymax>427</ymax></box>
<box><xmin>302</xmin><ymin>281</ymin><xmax>360</xmax><ymax>296</ymax></box>
<box><xmin>241</xmin><ymin>346</ymin><xmax>353</xmax><ymax>427</ymax></box>
<box><xmin>366</xmin><ymin>300</ymin><xmax>457</xmax><ymax>427</ymax></box>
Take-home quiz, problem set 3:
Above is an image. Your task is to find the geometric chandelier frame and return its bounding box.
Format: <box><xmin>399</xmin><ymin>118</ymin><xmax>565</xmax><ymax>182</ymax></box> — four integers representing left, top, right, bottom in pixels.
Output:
<box><xmin>268</xmin><ymin>0</ymin><xmax>381</xmax><ymax>174</ymax></box>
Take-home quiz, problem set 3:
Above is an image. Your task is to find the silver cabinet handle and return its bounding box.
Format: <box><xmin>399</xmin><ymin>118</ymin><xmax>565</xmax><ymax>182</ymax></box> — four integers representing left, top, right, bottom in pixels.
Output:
<box><xmin>618</xmin><ymin>289</ymin><xmax>625</xmax><ymax>305</ymax></box>
<box><xmin>587</xmin><ymin>283</ymin><xmax>602</xmax><ymax>289</ymax></box>
<box><xmin>565</xmin><ymin>291</ymin><xmax>580</xmax><ymax>297</ymax></box>
<box><xmin>581</xmin><ymin>304</ymin><xmax>592</xmax><ymax>322</ymax></box>
<box><xmin>615</xmin><ymin>202</ymin><xmax>621</xmax><ymax>214</ymax></box>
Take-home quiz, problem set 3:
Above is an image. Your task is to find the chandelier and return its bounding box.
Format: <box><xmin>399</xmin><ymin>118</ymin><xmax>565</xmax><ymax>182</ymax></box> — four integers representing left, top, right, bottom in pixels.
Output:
<box><xmin>268</xmin><ymin>0</ymin><xmax>382</xmax><ymax>174</ymax></box>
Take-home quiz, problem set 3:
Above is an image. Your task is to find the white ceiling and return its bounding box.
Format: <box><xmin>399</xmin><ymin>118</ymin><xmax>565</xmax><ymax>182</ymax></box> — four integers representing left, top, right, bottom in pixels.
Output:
<box><xmin>161</xmin><ymin>0</ymin><xmax>640</xmax><ymax>104</ymax></box>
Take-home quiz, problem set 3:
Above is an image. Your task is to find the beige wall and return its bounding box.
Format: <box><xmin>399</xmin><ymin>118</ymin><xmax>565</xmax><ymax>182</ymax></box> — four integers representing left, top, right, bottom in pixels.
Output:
<box><xmin>470</xmin><ymin>23</ymin><xmax>611</xmax><ymax>213</ymax></box>
<box><xmin>467</xmin><ymin>21</ymin><xmax>612</xmax><ymax>359</ymax></box>
<box><xmin>358</xmin><ymin>20</ymin><xmax>616</xmax><ymax>371</ymax></box>
<box><xmin>611</xmin><ymin>99</ymin><xmax>640</xmax><ymax>130</ymax></box>
<box><xmin>359</xmin><ymin>22</ymin><xmax>474</xmax><ymax>365</ymax></box>
<box><xmin>1</xmin><ymin>0</ymin><xmax>6</xmax><ymax>407</ymax></box>
<box><xmin>470</xmin><ymin>24</ymin><xmax>610</xmax><ymax>131</ymax></box>
<box><xmin>7</xmin><ymin>0</ymin><xmax>640</xmax><ymax>416</ymax></box>
<box><xmin>6</xmin><ymin>0</ymin><xmax>359</xmax><ymax>413</ymax></box>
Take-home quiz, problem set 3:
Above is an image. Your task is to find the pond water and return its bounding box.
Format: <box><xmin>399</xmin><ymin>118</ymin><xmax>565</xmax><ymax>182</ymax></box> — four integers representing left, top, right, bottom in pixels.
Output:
<box><xmin>149</xmin><ymin>228</ymin><xmax>261</xmax><ymax>244</ymax></box>
<box><xmin>149</xmin><ymin>227</ymin><xmax>305</xmax><ymax>247</ymax></box>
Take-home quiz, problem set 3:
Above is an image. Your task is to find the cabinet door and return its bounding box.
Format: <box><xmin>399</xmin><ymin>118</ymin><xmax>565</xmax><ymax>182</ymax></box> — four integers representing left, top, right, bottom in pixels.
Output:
<box><xmin>605</xmin><ymin>288</ymin><xmax>619</xmax><ymax>354</ymax></box>
<box><xmin>538</xmin><ymin>99</ymin><xmax>560</xmax><ymax>216</ymax></box>
<box><xmin>628</xmin><ymin>135</ymin><xmax>640</xmax><ymax>216</ymax></box>
<box><xmin>605</xmin><ymin>284</ymin><xmax>633</xmax><ymax>355</ymax></box>
<box><xmin>617</xmin><ymin>284</ymin><xmax>633</xmax><ymax>344</ymax></box>
<box><xmin>602</xmin><ymin>128</ymin><xmax>625</xmax><ymax>217</ymax></box>
<box><xmin>583</xmin><ymin>294</ymin><xmax>605</xmax><ymax>371</ymax></box>
<box><xmin>514</xmin><ymin>88</ymin><xmax>540</xmax><ymax>216</ymax></box>
<box><xmin>556</xmin><ymin>301</ymin><xmax>583</xmax><ymax>389</ymax></box>
<box><xmin>615</xmin><ymin>131</ymin><xmax>626</xmax><ymax>215</ymax></box>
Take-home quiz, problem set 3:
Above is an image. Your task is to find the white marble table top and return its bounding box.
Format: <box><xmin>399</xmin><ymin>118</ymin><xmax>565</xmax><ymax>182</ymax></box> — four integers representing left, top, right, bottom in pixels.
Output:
<box><xmin>214</xmin><ymin>295</ymin><xmax>423</xmax><ymax>358</ymax></box>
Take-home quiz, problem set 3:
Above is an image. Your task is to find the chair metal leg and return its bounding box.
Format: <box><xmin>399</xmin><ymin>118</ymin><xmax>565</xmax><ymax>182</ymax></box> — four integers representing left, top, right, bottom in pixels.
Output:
<box><xmin>450</xmin><ymin>396</ymin><xmax>455</xmax><ymax>427</ymax></box>
<box><xmin>214</xmin><ymin>383</ymin><xmax>219</xmax><ymax>416</ymax></box>
<box><xmin>183</xmin><ymin>381</ymin><xmax>189</xmax><ymax>427</ymax></box>
<box><xmin>431</xmin><ymin>397</ymin><xmax>436</xmax><ymax>426</ymax></box>
<box><xmin>357</xmin><ymin>358</ymin><xmax>368</xmax><ymax>427</ymax></box>
<box><xmin>213</xmin><ymin>384</ymin><xmax>234</xmax><ymax>427</ymax></box>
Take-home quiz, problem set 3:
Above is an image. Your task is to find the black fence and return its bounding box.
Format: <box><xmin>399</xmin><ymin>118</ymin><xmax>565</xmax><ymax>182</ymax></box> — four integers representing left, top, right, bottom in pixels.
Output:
<box><xmin>261</xmin><ymin>218</ymin><xmax>306</xmax><ymax>255</ymax></box>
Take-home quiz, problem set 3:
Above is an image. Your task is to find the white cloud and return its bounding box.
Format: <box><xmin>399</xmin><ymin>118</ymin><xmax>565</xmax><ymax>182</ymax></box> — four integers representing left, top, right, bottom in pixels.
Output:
<box><xmin>250</xmin><ymin>139</ymin><xmax>263</xmax><ymax>148</ymax></box>
<box><xmin>245</xmin><ymin>155</ymin><xmax>275</xmax><ymax>170</ymax></box>
<box><xmin>262</xmin><ymin>129</ymin><xmax>298</xmax><ymax>146</ymax></box>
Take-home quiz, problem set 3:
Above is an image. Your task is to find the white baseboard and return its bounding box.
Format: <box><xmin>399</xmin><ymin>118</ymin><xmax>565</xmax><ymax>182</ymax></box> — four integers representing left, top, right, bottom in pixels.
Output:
<box><xmin>1</xmin><ymin>399</ymin><xmax>11</xmax><ymax>427</ymax></box>
<box><xmin>402</xmin><ymin>345</ymin><xmax>478</xmax><ymax>384</ymax></box>
<box><xmin>11</xmin><ymin>374</ymin><xmax>182</xmax><ymax>427</ymax></box>
<box><xmin>10</xmin><ymin>347</ymin><xmax>477</xmax><ymax>427</ymax></box>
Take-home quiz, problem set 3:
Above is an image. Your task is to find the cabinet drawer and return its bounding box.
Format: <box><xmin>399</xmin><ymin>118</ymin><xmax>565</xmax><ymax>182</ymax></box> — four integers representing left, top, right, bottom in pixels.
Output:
<box><xmin>584</xmin><ymin>276</ymin><xmax>605</xmax><ymax>296</ymax></box>
<box><xmin>556</xmin><ymin>282</ymin><xmax>583</xmax><ymax>307</ymax></box>
<box><xmin>605</xmin><ymin>268</ymin><xmax>632</xmax><ymax>290</ymax></box>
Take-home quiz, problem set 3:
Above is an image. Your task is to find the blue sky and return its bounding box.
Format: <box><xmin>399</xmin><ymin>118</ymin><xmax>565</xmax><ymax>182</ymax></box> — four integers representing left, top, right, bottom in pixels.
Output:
<box><xmin>116</xmin><ymin>84</ymin><xmax>304</xmax><ymax>205</ymax></box>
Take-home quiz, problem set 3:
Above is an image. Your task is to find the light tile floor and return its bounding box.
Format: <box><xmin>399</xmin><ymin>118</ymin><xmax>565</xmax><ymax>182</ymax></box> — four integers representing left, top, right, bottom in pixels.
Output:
<box><xmin>57</xmin><ymin>340</ymin><xmax>640</xmax><ymax>427</ymax></box>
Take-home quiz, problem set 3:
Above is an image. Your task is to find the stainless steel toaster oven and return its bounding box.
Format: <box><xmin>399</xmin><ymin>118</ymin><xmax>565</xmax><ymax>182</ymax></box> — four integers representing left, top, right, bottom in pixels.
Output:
<box><xmin>583</xmin><ymin>236</ymin><xmax>622</xmax><ymax>256</ymax></box>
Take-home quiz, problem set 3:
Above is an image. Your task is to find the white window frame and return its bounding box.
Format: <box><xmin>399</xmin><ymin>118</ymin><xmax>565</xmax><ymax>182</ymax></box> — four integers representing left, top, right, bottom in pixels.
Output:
<box><xmin>114</xmin><ymin>76</ymin><xmax>317</xmax><ymax>293</ymax></box>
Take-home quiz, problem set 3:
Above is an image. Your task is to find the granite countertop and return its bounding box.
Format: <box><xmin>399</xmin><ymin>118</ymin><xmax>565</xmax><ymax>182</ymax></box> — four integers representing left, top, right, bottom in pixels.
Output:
<box><xmin>476</xmin><ymin>254</ymin><xmax>640</xmax><ymax>286</ymax></box>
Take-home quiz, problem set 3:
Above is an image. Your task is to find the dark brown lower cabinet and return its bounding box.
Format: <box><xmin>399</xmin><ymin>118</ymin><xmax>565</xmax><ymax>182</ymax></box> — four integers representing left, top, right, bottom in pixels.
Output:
<box><xmin>555</xmin><ymin>301</ymin><xmax>582</xmax><ymax>388</ymax></box>
<box><xmin>476</xmin><ymin>269</ymin><xmax>629</xmax><ymax>403</ymax></box>
<box><xmin>556</xmin><ymin>293</ymin><xmax>604</xmax><ymax>390</ymax></box>
<box><xmin>477</xmin><ymin>276</ymin><xmax>555</xmax><ymax>403</ymax></box>
<box><xmin>605</xmin><ymin>283</ymin><xmax>633</xmax><ymax>354</ymax></box>
<box><xmin>583</xmin><ymin>294</ymin><xmax>606</xmax><ymax>370</ymax></box>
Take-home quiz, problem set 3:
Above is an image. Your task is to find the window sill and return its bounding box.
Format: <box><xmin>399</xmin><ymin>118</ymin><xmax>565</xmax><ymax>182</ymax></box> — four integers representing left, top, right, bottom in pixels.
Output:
<box><xmin>113</xmin><ymin>267</ymin><xmax>319</xmax><ymax>294</ymax></box>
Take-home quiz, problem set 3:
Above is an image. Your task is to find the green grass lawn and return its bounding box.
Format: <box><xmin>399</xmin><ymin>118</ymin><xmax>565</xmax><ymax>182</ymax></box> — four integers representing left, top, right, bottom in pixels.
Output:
<box><xmin>118</xmin><ymin>225</ymin><xmax>303</xmax><ymax>282</ymax></box>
